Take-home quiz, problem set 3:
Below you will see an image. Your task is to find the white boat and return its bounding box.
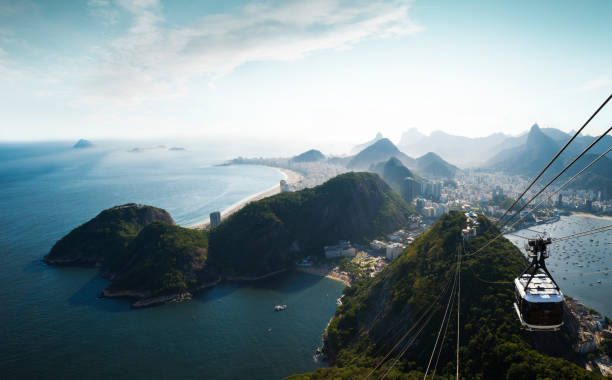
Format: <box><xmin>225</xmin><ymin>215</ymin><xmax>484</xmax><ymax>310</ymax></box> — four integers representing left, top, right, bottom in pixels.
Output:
<box><xmin>274</xmin><ymin>305</ymin><xmax>287</xmax><ymax>311</ymax></box>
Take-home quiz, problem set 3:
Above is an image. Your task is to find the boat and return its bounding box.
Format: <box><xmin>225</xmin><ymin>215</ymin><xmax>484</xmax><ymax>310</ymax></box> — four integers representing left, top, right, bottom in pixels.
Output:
<box><xmin>274</xmin><ymin>305</ymin><xmax>287</xmax><ymax>311</ymax></box>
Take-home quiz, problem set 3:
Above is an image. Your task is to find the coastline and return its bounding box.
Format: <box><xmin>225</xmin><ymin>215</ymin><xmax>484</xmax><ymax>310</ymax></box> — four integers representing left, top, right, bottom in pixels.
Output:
<box><xmin>188</xmin><ymin>165</ymin><xmax>303</xmax><ymax>230</ymax></box>
<box><xmin>295</xmin><ymin>266</ymin><xmax>352</xmax><ymax>287</ymax></box>
<box><xmin>571</xmin><ymin>211</ymin><xmax>612</xmax><ymax>221</ymax></box>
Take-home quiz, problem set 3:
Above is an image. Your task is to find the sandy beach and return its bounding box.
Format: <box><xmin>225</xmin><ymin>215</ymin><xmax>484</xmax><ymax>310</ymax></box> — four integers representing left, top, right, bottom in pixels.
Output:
<box><xmin>295</xmin><ymin>266</ymin><xmax>352</xmax><ymax>286</ymax></box>
<box><xmin>189</xmin><ymin>166</ymin><xmax>303</xmax><ymax>229</ymax></box>
<box><xmin>571</xmin><ymin>211</ymin><xmax>612</xmax><ymax>221</ymax></box>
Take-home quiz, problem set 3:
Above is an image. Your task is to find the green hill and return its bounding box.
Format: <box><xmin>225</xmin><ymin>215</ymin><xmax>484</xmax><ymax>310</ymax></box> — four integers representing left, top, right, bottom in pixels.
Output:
<box><xmin>289</xmin><ymin>212</ymin><xmax>601</xmax><ymax>379</ymax></box>
<box><xmin>416</xmin><ymin>152</ymin><xmax>459</xmax><ymax>178</ymax></box>
<box><xmin>46</xmin><ymin>173</ymin><xmax>415</xmax><ymax>306</ymax></box>
<box><xmin>292</xmin><ymin>149</ymin><xmax>325</xmax><ymax>163</ymax></box>
<box><xmin>370</xmin><ymin>157</ymin><xmax>419</xmax><ymax>191</ymax></box>
<box><xmin>44</xmin><ymin>203</ymin><xmax>174</xmax><ymax>273</ymax></box>
<box><xmin>105</xmin><ymin>222</ymin><xmax>210</xmax><ymax>298</ymax></box>
<box><xmin>208</xmin><ymin>172</ymin><xmax>416</xmax><ymax>277</ymax></box>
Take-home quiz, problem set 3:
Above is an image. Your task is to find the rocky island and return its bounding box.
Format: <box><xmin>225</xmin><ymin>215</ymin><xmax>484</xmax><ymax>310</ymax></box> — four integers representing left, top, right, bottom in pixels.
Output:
<box><xmin>45</xmin><ymin>173</ymin><xmax>415</xmax><ymax>307</ymax></box>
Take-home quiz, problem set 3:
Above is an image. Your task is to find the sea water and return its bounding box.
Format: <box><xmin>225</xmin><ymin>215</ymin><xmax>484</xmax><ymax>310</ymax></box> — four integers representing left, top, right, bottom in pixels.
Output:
<box><xmin>506</xmin><ymin>214</ymin><xmax>612</xmax><ymax>317</ymax></box>
<box><xmin>0</xmin><ymin>142</ymin><xmax>344</xmax><ymax>379</ymax></box>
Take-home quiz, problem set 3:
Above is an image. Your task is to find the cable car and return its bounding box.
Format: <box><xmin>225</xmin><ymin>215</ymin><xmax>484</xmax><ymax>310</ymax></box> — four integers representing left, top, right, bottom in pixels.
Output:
<box><xmin>513</xmin><ymin>237</ymin><xmax>564</xmax><ymax>331</ymax></box>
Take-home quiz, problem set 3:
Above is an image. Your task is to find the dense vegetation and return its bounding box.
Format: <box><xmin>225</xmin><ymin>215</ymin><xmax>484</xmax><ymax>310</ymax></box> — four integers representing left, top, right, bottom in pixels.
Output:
<box><xmin>208</xmin><ymin>172</ymin><xmax>415</xmax><ymax>277</ymax></box>
<box><xmin>47</xmin><ymin>173</ymin><xmax>415</xmax><ymax>305</ymax></box>
<box><xmin>370</xmin><ymin>157</ymin><xmax>419</xmax><ymax>193</ymax></box>
<box><xmin>290</xmin><ymin>212</ymin><xmax>602</xmax><ymax>379</ymax></box>
<box><xmin>107</xmin><ymin>222</ymin><xmax>209</xmax><ymax>296</ymax></box>
<box><xmin>415</xmin><ymin>152</ymin><xmax>459</xmax><ymax>179</ymax></box>
<box><xmin>44</xmin><ymin>203</ymin><xmax>174</xmax><ymax>273</ymax></box>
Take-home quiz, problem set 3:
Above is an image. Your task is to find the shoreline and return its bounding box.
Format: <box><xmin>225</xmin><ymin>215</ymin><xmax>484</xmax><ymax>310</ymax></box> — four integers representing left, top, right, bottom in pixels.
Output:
<box><xmin>295</xmin><ymin>266</ymin><xmax>352</xmax><ymax>287</ymax></box>
<box><xmin>188</xmin><ymin>165</ymin><xmax>303</xmax><ymax>229</ymax></box>
<box><xmin>570</xmin><ymin>211</ymin><xmax>612</xmax><ymax>221</ymax></box>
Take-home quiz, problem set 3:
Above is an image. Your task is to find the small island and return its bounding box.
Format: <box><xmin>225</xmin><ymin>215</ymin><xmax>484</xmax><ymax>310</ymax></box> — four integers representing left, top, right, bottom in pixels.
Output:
<box><xmin>73</xmin><ymin>139</ymin><xmax>93</xmax><ymax>149</ymax></box>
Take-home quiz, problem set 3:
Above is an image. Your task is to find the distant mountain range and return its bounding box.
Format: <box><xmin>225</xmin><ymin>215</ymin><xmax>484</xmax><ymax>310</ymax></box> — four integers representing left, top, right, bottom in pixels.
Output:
<box><xmin>347</xmin><ymin>138</ymin><xmax>415</xmax><ymax>170</ymax></box>
<box><xmin>399</xmin><ymin>128</ymin><xmax>520</xmax><ymax>167</ymax></box>
<box><xmin>350</xmin><ymin>132</ymin><xmax>384</xmax><ymax>154</ymax></box>
<box><xmin>397</xmin><ymin>125</ymin><xmax>612</xmax><ymax>168</ymax></box>
<box><xmin>346</xmin><ymin>138</ymin><xmax>459</xmax><ymax>179</ymax></box>
<box><xmin>488</xmin><ymin>124</ymin><xmax>612</xmax><ymax>198</ymax></box>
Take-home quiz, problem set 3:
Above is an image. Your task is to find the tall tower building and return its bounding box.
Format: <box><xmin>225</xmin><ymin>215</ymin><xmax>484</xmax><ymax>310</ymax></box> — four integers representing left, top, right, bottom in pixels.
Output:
<box><xmin>210</xmin><ymin>211</ymin><xmax>221</xmax><ymax>229</ymax></box>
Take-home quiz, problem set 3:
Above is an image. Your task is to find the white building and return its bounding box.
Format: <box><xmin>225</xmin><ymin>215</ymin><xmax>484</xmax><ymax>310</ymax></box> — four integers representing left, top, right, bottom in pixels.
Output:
<box><xmin>386</xmin><ymin>243</ymin><xmax>405</xmax><ymax>260</ymax></box>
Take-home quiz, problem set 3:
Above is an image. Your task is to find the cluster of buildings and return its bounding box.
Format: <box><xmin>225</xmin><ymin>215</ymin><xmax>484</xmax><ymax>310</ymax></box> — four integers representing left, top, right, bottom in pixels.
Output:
<box><xmin>557</xmin><ymin>192</ymin><xmax>612</xmax><ymax>214</ymax></box>
<box><xmin>416</xmin><ymin>199</ymin><xmax>450</xmax><ymax>218</ymax></box>
<box><xmin>280</xmin><ymin>179</ymin><xmax>290</xmax><ymax>192</ymax></box>
<box><xmin>402</xmin><ymin>178</ymin><xmax>443</xmax><ymax>203</ymax></box>
<box><xmin>324</xmin><ymin>240</ymin><xmax>357</xmax><ymax>259</ymax></box>
<box><xmin>461</xmin><ymin>211</ymin><xmax>480</xmax><ymax>241</ymax></box>
<box><xmin>370</xmin><ymin>240</ymin><xmax>406</xmax><ymax>260</ymax></box>
<box><xmin>564</xmin><ymin>298</ymin><xmax>612</xmax><ymax>376</ymax></box>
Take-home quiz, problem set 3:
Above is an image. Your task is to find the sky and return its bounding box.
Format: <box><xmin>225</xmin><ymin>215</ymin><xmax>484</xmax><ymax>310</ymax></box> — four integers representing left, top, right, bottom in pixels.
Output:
<box><xmin>1</xmin><ymin>0</ymin><xmax>611</xmax><ymax>145</ymax></box>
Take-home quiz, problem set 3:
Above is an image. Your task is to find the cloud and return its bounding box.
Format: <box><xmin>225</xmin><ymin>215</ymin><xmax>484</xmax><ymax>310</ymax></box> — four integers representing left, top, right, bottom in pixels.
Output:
<box><xmin>83</xmin><ymin>0</ymin><xmax>421</xmax><ymax>104</ymax></box>
<box><xmin>87</xmin><ymin>0</ymin><xmax>119</xmax><ymax>25</ymax></box>
<box><xmin>578</xmin><ymin>75</ymin><xmax>611</xmax><ymax>92</ymax></box>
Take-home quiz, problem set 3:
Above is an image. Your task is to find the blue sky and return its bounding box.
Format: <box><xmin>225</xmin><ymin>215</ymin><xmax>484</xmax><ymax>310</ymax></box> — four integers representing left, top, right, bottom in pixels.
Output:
<box><xmin>1</xmin><ymin>0</ymin><xmax>611</xmax><ymax>145</ymax></box>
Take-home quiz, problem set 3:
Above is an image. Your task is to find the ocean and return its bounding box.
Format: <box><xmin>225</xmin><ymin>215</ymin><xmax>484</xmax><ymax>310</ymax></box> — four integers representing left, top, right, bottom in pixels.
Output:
<box><xmin>0</xmin><ymin>142</ymin><xmax>345</xmax><ymax>379</ymax></box>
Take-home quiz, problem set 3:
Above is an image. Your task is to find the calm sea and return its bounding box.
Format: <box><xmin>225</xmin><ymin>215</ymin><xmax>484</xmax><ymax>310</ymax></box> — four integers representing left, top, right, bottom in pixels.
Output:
<box><xmin>506</xmin><ymin>214</ymin><xmax>612</xmax><ymax>318</ymax></box>
<box><xmin>0</xmin><ymin>142</ymin><xmax>344</xmax><ymax>379</ymax></box>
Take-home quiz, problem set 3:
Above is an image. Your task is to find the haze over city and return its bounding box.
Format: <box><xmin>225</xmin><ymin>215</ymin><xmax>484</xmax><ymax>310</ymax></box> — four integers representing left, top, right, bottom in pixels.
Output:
<box><xmin>1</xmin><ymin>0</ymin><xmax>611</xmax><ymax>144</ymax></box>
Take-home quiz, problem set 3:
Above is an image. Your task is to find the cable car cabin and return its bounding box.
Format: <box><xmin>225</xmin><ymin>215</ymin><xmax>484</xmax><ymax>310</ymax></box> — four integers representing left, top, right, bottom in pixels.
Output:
<box><xmin>514</xmin><ymin>274</ymin><xmax>564</xmax><ymax>331</ymax></box>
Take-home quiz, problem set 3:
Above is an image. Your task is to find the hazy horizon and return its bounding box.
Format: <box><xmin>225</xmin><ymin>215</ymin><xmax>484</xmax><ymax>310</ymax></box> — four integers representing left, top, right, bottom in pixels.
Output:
<box><xmin>1</xmin><ymin>0</ymin><xmax>611</xmax><ymax>142</ymax></box>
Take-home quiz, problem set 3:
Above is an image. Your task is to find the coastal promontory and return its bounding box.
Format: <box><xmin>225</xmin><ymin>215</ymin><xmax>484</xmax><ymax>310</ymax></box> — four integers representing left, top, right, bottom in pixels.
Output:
<box><xmin>45</xmin><ymin>172</ymin><xmax>415</xmax><ymax>307</ymax></box>
<box><xmin>44</xmin><ymin>203</ymin><xmax>174</xmax><ymax>273</ymax></box>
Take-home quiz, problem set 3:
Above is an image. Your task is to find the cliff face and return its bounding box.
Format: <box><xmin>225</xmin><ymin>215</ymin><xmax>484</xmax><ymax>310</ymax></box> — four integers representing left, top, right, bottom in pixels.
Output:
<box><xmin>44</xmin><ymin>203</ymin><xmax>174</xmax><ymax>272</ymax></box>
<box><xmin>290</xmin><ymin>213</ymin><xmax>601</xmax><ymax>379</ymax></box>
<box><xmin>207</xmin><ymin>172</ymin><xmax>415</xmax><ymax>277</ymax></box>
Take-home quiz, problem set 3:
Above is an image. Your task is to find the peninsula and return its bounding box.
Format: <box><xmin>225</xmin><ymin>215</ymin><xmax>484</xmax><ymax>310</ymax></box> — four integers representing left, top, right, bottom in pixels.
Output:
<box><xmin>45</xmin><ymin>173</ymin><xmax>414</xmax><ymax>307</ymax></box>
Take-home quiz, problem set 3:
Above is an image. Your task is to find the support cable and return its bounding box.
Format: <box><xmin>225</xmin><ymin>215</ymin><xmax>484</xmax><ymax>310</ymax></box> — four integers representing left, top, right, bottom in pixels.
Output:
<box><xmin>496</xmin><ymin>94</ymin><xmax>612</xmax><ymax>227</ymax></box>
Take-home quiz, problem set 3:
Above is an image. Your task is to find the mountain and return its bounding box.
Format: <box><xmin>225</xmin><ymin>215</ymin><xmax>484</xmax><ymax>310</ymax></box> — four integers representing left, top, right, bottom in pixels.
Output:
<box><xmin>347</xmin><ymin>138</ymin><xmax>415</xmax><ymax>170</ymax></box>
<box><xmin>44</xmin><ymin>204</ymin><xmax>174</xmax><ymax>273</ymax></box>
<box><xmin>208</xmin><ymin>172</ymin><xmax>416</xmax><ymax>277</ymax></box>
<box><xmin>489</xmin><ymin>124</ymin><xmax>563</xmax><ymax>176</ymax></box>
<box><xmin>488</xmin><ymin>124</ymin><xmax>612</xmax><ymax>198</ymax></box>
<box><xmin>399</xmin><ymin>127</ymin><xmax>426</xmax><ymax>146</ymax></box>
<box><xmin>291</xmin><ymin>149</ymin><xmax>325</xmax><ymax>163</ymax></box>
<box><xmin>46</xmin><ymin>173</ymin><xmax>415</xmax><ymax>306</ymax></box>
<box><xmin>370</xmin><ymin>157</ymin><xmax>419</xmax><ymax>193</ymax></box>
<box><xmin>399</xmin><ymin>129</ymin><xmax>517</xmax><ymax>167</ymax></box>
<box><xmin>290</xmin><ymin>213</ymin><xmax>601</xmax><ymax>379</ymax></box>
<box><xmin>416</xmin><ymin>151</ymin><xmax>459</xmax><ymax>178</ymax></box>
<box><xmin>73</xmin><ymin>139</ymin><xmax>93</xmax><ymax>149</ymax></box>
<box><xmin>350</xmin><ymin>132</ymin><xmax>384</xmax><ymax>154</ymax></box>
